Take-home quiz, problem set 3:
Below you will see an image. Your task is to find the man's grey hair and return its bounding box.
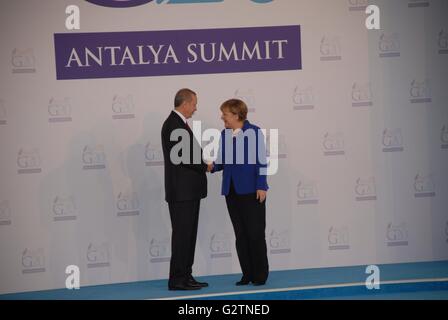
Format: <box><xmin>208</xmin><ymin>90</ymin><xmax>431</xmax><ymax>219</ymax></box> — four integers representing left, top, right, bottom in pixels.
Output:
<box><xmin>174</xmin><ymin>88</ymin><xmax>196</xmax><ymax>108</ymax></box>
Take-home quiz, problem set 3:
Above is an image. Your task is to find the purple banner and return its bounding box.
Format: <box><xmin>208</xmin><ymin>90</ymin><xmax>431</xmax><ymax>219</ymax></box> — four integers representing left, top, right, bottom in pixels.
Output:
<box><xmin>54</xmin><ymin>25</ymin><xmax>301</xmax><ymax>80</ymax></box>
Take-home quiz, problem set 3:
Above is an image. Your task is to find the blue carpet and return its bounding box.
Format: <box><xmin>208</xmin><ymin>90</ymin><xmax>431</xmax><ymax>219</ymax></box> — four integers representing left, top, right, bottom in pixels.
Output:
<box><xmin>198</xmin><ymin>281</ymin><xmax>448</xmax><ymax>300</ymax></box>
<box><xmin>1</xmin><ymin>260</ymin><xmax>447</xmax><ymax>300</ymax></box>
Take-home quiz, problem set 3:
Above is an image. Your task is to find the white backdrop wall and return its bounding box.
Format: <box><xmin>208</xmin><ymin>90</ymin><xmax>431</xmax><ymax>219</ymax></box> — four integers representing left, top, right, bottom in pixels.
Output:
<box><xmin>0</xmin><ymin>0</ymin><xmax>447</xmax><ymax>294</ymax></box>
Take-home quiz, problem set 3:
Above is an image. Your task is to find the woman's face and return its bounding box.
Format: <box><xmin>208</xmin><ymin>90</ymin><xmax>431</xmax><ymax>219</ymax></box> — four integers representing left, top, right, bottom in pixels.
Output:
<box><xmin>221</xmin><ymin>109</ymin><xmax>240</xmax><ymax>129</ymax></box>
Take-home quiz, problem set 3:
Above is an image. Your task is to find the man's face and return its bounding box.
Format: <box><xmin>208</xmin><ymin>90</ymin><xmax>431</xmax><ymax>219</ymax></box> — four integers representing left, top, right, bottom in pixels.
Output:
<box><xmin>185</xmin><ymin>95</ymin><xmax>197</xmax><ymax>119</ymax></box>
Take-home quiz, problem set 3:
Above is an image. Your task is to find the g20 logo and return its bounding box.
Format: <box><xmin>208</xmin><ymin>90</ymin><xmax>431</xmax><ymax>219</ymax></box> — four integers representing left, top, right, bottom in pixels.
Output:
<box><xmin>86</xmin><ymin>0</ymin><xmax>272</xmax><ymax>8</ymax></box>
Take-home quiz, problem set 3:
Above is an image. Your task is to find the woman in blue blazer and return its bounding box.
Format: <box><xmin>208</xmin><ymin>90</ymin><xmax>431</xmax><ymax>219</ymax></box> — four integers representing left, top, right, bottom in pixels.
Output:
<box><xmin>211</xmin><ymin>99</ymin><xmax>269</xmax><ymax>286</ymax></box>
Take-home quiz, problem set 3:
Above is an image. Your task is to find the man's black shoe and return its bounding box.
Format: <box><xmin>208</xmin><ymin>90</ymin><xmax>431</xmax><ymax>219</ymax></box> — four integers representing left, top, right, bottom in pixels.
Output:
<box><xmin>252</xmin><ymin>281</ymin><xmax>266</xmax><ymax>286</ymax></box>
<box><xmin>188</xmin><ymin>276</ymin><xmax>209</xmax><ymax>287</ymax></box>
<box><xmin>168</xmin><ymin>283</ymin><xmax>202</xmax><ymax>291</ymax></box>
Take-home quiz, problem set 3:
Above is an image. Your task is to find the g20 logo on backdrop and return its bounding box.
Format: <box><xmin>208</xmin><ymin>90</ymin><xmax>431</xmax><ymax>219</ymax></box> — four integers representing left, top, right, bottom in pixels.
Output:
<box><xmin>86</xmin><ymin>0</ymin><xmax>272</xmax><ymax>8</ymax></box>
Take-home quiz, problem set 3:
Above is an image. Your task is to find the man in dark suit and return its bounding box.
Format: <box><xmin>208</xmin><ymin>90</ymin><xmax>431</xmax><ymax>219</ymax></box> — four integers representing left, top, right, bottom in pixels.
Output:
<box><xmin>161</xmin><ymin>88</ymin><xmax>211</xmax><ymax>290</ymax></box>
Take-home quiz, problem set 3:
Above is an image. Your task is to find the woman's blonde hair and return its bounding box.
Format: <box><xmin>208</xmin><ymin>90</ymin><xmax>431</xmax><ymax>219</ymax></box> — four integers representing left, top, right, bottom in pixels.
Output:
<box><xmin>220</xmin><ymin>99</ymin><xmax>248</xmax><ymax>121</ymax></box>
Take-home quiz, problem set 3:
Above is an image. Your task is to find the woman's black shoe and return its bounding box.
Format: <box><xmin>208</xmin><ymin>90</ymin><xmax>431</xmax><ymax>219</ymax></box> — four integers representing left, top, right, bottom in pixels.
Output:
<box><xmin>236</xmin><ymin>278</ymin><xmax>251</xmax><ymax>286</ymax></box>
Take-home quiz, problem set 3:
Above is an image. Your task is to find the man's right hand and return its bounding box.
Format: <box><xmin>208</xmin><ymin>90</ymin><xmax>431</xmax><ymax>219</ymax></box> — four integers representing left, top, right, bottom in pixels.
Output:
<box><xmin>207</xmin><ymin>162</ymin><xmax>214</xmax><ymax>173</ymax></box>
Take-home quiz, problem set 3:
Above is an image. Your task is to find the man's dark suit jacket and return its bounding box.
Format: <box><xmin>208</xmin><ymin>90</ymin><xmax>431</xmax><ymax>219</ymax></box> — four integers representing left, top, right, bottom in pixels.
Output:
<box><xmin>161</xmin><ymin>111</ymin><xmax>207</xmax><ymax>203</ymax></box>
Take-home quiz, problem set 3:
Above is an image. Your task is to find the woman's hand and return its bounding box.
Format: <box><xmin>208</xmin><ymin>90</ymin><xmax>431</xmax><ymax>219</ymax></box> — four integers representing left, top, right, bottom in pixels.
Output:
<box><xmin>256</xmin><ymin>190</ymin><xmax>267</xmax><ymax>203</ymax></box>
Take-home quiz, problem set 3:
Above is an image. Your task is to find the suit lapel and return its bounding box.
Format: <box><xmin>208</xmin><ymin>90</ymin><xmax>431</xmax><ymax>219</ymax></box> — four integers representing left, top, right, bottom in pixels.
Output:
<box><xmin>170</xmin><ymin>111</ymin><xmax>186</xmax><ymax>128</ymax></box>
<box><xmin>170</xmin><ymin>111</ymin><xmax>201</xmax><ymax>150</ymax></box>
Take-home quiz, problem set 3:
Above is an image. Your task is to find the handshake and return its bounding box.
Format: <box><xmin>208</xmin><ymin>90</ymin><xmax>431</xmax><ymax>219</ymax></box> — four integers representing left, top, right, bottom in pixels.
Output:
<box><xmin>206</xmin><ymin>162</ymin><xmax>214</xmax><ymax>173</ymax></box>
